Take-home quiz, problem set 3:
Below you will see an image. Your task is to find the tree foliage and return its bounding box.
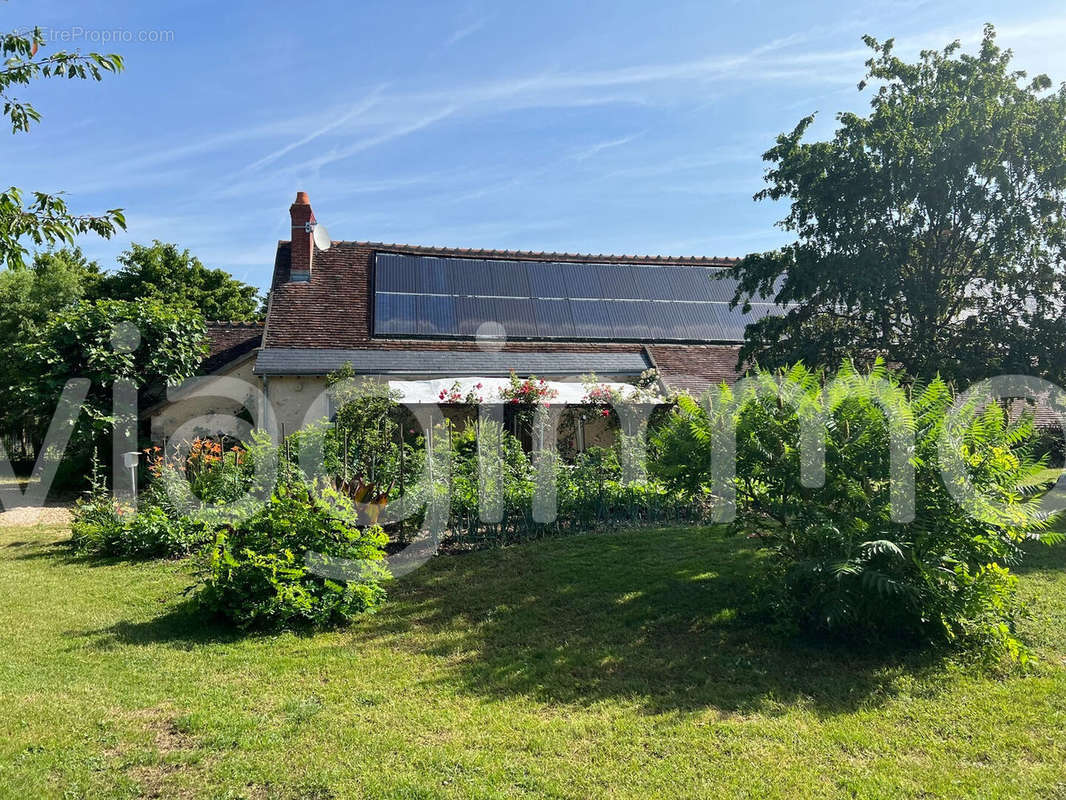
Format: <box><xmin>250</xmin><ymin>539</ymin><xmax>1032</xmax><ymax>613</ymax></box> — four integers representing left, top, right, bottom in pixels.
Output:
<box><xmin>98</xmin><ymin>241</ymin><xmax>262</xmax><ymax>321</ymax></box>
<box><xmin>15</xmin><ymin>298</ymin><xmax>207</xmax><ymax>465</ymax></box>
<box><xmin>0</xmin><ymin>249</ymin><xmax>102</xmax><ymax>457</ymax></box>
<box><xmin>728</xmin><ymin>26</ymin><xmax>1066</xmax><ymax>384</ymax></box>
<box><xmin>1</xmin><ymin>26</ymin><xmax>125</xmax><ymax>269</ymax></box>
<box><xmin>0</xmin><ymin>248</ymin><xmax>99</xmax><ymax>346</ymax></box>
<box><xmin>24</xmin><ymin>298</ymin><xmax>207</xmax><ymax>406</ymax></box>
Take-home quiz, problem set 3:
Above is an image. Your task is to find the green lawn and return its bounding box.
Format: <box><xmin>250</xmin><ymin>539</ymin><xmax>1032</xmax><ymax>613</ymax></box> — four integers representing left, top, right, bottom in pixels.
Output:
<box><xmin>2</xmin><ymin>525</ymin><xmax>1066</xmax><ymax>799</ymax></box>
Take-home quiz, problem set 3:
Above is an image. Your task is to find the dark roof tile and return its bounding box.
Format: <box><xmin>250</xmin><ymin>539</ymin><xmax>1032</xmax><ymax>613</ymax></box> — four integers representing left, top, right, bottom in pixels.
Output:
<box><xmin>202</xmin><ymin>321</ymin><xmax>263</xmax><ymax>374</ymax></box>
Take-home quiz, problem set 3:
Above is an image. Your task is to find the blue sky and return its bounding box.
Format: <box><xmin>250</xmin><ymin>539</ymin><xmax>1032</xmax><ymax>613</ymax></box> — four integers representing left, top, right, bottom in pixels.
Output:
<box><xmin>8</xmin><ymin>1</ymin><xmax>1066</xmax><ymax>291</ymax></box>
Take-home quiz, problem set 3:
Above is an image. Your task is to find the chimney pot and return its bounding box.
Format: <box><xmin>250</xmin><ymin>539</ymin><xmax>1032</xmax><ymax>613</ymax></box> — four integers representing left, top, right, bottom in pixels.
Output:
<box><xmin>294</xmin><ymin>191</ymin><xmax>310</xmax><ymax>205</ymax></box>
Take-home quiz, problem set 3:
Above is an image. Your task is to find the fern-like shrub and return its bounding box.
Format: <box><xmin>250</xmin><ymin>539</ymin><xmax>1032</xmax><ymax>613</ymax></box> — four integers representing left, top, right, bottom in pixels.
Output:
<box><xmin>652</xmin><ymin>362</ymin><xmax>1059</xmax><ymax>657</ymax></box>
<box><xmin>195</xmin><ymin>483</ymin><xmax>389</xmax><ymax>630</ymax></box>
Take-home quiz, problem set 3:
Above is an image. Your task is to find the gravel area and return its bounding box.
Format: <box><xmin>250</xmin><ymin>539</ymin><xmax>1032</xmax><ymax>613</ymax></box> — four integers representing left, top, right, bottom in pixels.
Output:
<box><xmin>0</xmin><ymin>504</ymin><xmax>73</xmax><ymax>527</ymax></box>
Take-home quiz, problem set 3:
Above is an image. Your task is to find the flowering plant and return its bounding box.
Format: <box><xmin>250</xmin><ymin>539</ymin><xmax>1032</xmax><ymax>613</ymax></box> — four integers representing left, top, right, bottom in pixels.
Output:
<box><xmin>582</xmin><ymin>383</ymin><xmax>618</xmax><ymax>418</ymax></box>
<box><xmin>499</xmin><ymin>371</ymin><xmax>558</xmax><ymax>406</ymax></box>
<box><xmin>580</xmin><ymin>372</ymin><xmax>664</xmax><ymax>422</ymax></box>
<box><xmin>146</xmin><ymin>438</ymin><xmax>245</xmax><ymax>479</ymax></box>
<box><xmin>438</xmin><ymin>381</ymin><xmax>485</xmax><ymax>404</ymax></box>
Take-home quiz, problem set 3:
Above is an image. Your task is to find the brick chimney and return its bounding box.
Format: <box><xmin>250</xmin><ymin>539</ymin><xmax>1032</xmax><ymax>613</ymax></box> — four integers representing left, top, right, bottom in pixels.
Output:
<box><xmin>288</xmin><ymin>191</ymin><xmax>315</xmax><ymax>282</ymax></box>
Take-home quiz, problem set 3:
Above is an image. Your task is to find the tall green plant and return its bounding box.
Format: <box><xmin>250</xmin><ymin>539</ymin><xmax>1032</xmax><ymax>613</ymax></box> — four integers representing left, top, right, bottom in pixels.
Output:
<box><xmin>328</xmin><ymin>366</ymin><xmax>410</xmax><ymax>484</ymax></box>
<box><xmin>652</xmin><ymin>362</ymin><xmax>1059</xmax><ymax>657</ymax></box>
<box><xmin>197</xmin><ymin>483</ymin><xmax>389</xmax><ymax>630</ymax></box>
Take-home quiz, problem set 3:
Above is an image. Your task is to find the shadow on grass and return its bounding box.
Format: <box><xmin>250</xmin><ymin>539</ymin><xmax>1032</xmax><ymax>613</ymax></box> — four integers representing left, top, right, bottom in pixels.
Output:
<box><xmin>8</xmin><ymin>536</ymin><xmax>117</xmax><ymax>566</ymax></box>
<box><xmin>352</xmin><ymin>527</ymin><xmax>946</xmax><ymax>717</ymax></box>
<box><xmin>77</xmin><ymin>598</ymin><xmax>249</xmax><ymax>649</ymax></box>
<box><xmin>1013</xmin><ymin>539</ymin><xmax>1066</xmax><ymax>575</ymax></box>
<box><xmin>69</xmin><ymin>525</ymin><xmax>947</xmax><ymax>716</ymax></box>
<box><xmin>13</xmin><ymin>537</ymin><xmax>193</xmax><ymax>568</ymax></box>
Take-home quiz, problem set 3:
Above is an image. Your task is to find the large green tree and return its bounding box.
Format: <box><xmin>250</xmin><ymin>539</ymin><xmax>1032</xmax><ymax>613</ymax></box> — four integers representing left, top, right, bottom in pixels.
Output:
<box><xmin>1</xmin><ymin>25</ymin><xmax>125</xmax><ymax>269</ymax></box>
<box><xmin>15</xmin><ymin>298</ymin><xmax>208</xmax><ymax>480</ymax></box>
<box><xmin>0</xmin><ymin>248</ymin><xmax>101</xmax><ymax>461</ymax></box>
<box><xmin>727</xmin><ymin>26</ymin><xmax>1066</xmax><ymax>384</ymax></box>
<box><xmin>99</xmin><ymin>241</ymin><xmax>261</xmax><ymax>321</ymax></box>
<box><xmin>23</xmin><ymin>298</ymin><xmax>208</xmax><ymax>406</ymax></box>
<box><xmin>0</xmin><ymin>248</ymin><xmax>100</xmax><ymax>342</ymax></box>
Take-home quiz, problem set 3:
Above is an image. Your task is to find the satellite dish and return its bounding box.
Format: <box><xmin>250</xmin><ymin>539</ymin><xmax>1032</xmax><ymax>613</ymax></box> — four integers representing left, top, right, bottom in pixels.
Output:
<box><xmin>313</xmin><ymin>222</ymin><xmax>331</xmax><ymax>251</ymax></box>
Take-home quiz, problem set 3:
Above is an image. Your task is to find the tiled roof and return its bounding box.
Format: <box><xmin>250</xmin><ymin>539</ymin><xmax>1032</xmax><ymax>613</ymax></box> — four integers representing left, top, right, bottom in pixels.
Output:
<box><xmin>253</xmin><ymin>348</ymin><xmax>651</xmax><ymax>377</ymax></box>
<box><xmin>202</xmin><ymin>321</ymin><xmax>263</xmax><ymax>374</ymax></box>
<box><xmin>265</xmin><ymin>240</ymin><xmax>742</xmax><ymax>349</ymax></box>
<box><xmin>646</xmin><ymin>344</ymin><xmax>743</xmax><ymax>394</ymax></box>
<box><xmin>263</xmin><ymin>238</ymin><xmax>747</xmax><ymax>386</ymax></box>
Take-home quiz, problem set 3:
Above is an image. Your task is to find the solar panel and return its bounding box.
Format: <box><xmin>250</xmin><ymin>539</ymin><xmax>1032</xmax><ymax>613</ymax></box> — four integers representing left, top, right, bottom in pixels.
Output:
<box><xmin>490</xmin><ymin>297</ymin><xmax>538</xmax><ymax>338</ymax></box>
<box><xmin>600</xmin><ymin>265</ymin><xmax>638</xmax><ymax>300</ymax></box>
<box><xmin>606</xmin><ymin>300</ymin><xmax>650</xmax><ymax>339</ymax></box>
<box><xmin>374</xmin><ymin>292</ymin><xmax>417</xmax><ymax>335</ymax></box>
<box><xmin>570</xmin><ymin>299</ymin><xmax>614</xmax><ymax>338</ymax></box>
<box><xmin>445</xmin><ymin>257</ymin><xmax>494</xmax><ymax>295</ymax></box>
<box><xmin>528</xmin><ymin>262</ymin><xmax>565</xmax><ymax>298</ymax></box>
<box><xmin>455</xmin><ymin>296</ymin><xmax>486</xmax><ymax>336</ymax></box>
<box><xmin>561</xmin><ymin>263</ymin><xmax>604</xmax><ymax>299</ymax></box>
<box><xmin>644</xmin><ymin>300</ymin><xmax>689</xmax><ymax>339</ymax></box>
<box><xmin>416</xmin><ymin>294</ymin><xmax>456</xmax><ymax>336</ymax></box>
<box><xmin>372</xmin><ymin>252</ymin><xmax>775</xmax><ymax>342</ymax></box>
<box><xmin>491</xmin><ymin>260</ymin><xmax>531</xmax><ymax>298</ymax></box>
<box><xmin>374</xmin><ymin>253</ymin><xmax>416</xmax><ymax>293</ymax></box>
<box><xmin>532</xmin><ymin>298</ymin><xmax>576</xmax><ymax>338</ymax></box>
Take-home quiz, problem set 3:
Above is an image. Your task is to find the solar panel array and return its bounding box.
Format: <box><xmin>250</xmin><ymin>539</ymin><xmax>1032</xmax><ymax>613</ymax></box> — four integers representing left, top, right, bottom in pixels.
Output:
<box><xmin>372</xmin><ymin>252</ymin><xmax>778</xmax><ymax>342</ymax></box>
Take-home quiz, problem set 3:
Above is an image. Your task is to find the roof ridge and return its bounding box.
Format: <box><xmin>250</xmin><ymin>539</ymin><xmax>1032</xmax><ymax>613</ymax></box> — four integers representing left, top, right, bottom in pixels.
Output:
<box><xmin>283</xmin><ymin>238</ymin><xmax>739</xmax><ymax>265</ymax></box>
<box><xmin>205</xmin><ymin>320</ymin><xmax>265</xmax><ymax>327</ymax></box>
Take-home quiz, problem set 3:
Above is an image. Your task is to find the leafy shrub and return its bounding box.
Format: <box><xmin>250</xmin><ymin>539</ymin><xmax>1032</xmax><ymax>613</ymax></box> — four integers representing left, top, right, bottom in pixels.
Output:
<box><xmin>327</xmin><ymin>368</ymin><xmax>421</xmax><ymax>486</ymax></box>
<box><xmin>196</xmin><ymin>483</ymin><xmax>389</xmax><ymax>630</ymax></box>
<box><xmin>651</xmin><ymin>361</ymin><xmax>1059</xmax><ymax>657</ymax></box>
<box><xmin>20</xmin><ymin>298</ymin><xmax>208</xmax><ymax>490</ymax></box>
<box><xmin>71</xmin><ymin>490</ymin><xmax>208</xmax><ymax>558</ymax></box>
<box><xmin>70</xmin><ymin>442</ymin><xmax>251</xmax><ymax>559</ymax></box>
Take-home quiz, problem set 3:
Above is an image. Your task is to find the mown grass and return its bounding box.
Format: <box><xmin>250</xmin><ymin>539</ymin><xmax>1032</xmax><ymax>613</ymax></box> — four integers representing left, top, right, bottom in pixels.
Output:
<box><xmin>1</xmin><ymin>524</ymin><xmax>1065</xmax><ymax>798</ymax></box>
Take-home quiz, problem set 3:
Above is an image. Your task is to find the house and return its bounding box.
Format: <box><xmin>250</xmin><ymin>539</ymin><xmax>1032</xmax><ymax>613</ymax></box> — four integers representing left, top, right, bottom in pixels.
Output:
<box><xmin>149</xmin><ymin>192</ymin><xmax>776</xmax><ymax>447</ymax></box>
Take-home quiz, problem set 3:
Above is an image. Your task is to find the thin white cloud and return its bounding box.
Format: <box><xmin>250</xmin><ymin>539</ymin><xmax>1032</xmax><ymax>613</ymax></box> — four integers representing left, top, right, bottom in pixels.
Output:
<box><xmin>571</xmin><ymin>133</ymin><xmax>642</xmax><ymax>162</ymax></box>
<box><xmin>41</xmin><ymin>7</ymin><xmax>1066</xmax><ymax>285</ymax></box>
<box><xmin>30</xmin><ymin>30</ymin><xmax>876</xmax><ymax>196</ymax></box>
<box><xmin>289</xmin><ymin>105</ymin><xmax>460</xmax><ymax>172</ymax></box>
<box><xmin>244</xmin><ymin>87</ymin><xmax>386</xmax><ymax>172</ymax></box>
<box><xmin>40</xmin><ymin>13</ymin><xmax>1066</xmax><ymax>195</ymax></box>
<box><xmin>246</xmin><ymin>35</ymin><xmax>864</xmax><ymax>174</ymax></box>
<box><xmin>603</xmin><ymin>147</ymin><xmax>759</xmax><ymax>180</ymax></box>
<box><xmin>445</xmin><ymin>17</ymin><xmax>488</xmax><ymax>47</ymax></box>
